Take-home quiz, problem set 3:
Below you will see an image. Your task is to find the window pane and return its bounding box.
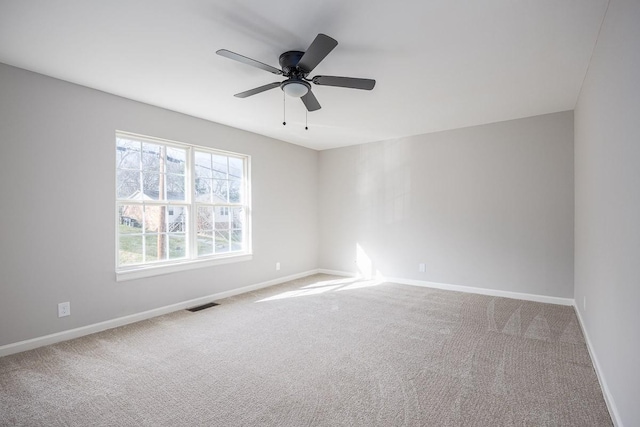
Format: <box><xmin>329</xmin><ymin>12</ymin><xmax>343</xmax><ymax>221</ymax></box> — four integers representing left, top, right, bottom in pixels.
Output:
<box><xmin>197</xmin><ymin>206</ymin><xmax>213</xmax><ymax>231</ymax></box>
<box><xmin>229</xmin><ymin>157</ymin><xmax>243</xmax><ymax>178</ymax></box>
<box><xmin>168</xmin><ymin>206</ymin><xmax>186</xmax><ymax>232</ymax></box>
<box><xmin>215</xmin><ymin>230</ymin><xmax>229</xmax><ymax>253</ymax></box>
<box><xmin>231</xmin><ymin>229</ymin><xmax>243</xmax><ymax>251</ymax></box>
<box><xmin>144</xmin><ymin>206</ymin><xmax>167</xmax><ymax>233</ymax></box>
<box><xmin>169</xmin><ymin>235</ymin><xmax>186</xmax><ymax>259</ymax></box>
<box><xmin>166</xmin><ymin>147</ymin><xmax>186</xmax><ymax>174</ymax></box>
<box><xmin>117</xmin><ymin>170</ymin><xmax>141</xmax><ymax>199</ymax></box>
<box><xmin>166</xmin><ymin>174</ymin><xmax>185</xmax><ymax>201</ymax></box>
<box><xmin>195</xmin><ymin>151</ymin><xmax>212</xmax><ymax>178</ymax></box>
<box><xmin>145</xmin><ymin>234</ymin><xmax>168</xmax><ymax>262</ymax></box>
<box><xmin>119</xmin><ymin>205</ymin><xmax>143</xmax><ymax>231</ymax></box>
<box><xmin>195</xmin><ymin>178</ymin><xmax>212</xmax><ymax>202</ymax></box>
<box><xmin>116</xmin><ymin>138</ymin><xmax>141</xmax><ymax>170</ymax></box>
<box><xmin>142</xmin><ymin>172</ymin><xmax>160</xmax><ymax>199</ymax></box>
<box><xmin>213</xmin><ymin>179</ymin><xmax>228</xmax><ymax>203</ymax></box>
<box><xmin>229</xmin><ymin>178</ymin><xmax>242</xmax><ymax>203</ymax></box>
<box><xmin>215</xmin><ymin>206</ymin><xmax>229</xmax><ymax>230</ymax></box>
<box><xmin>213</xmin><ymin>155</ymin><xmax>228</xmax><ymax>175</ymax></box>
<box><xmin>198</xmin><ymin>236</ymin><xmax>214</xmax><ymax>256</ymax></box>
<box><xmin>142</xmin><ymin>143</ymin><xmax>161</xmax><ymax>171</ymax></box>
<box><xmin>119</xmin><ymin>235</ymin><xmax>143</xmax><ymax>265</ymax></box>
<box><xmin>231</xmin><ymin>207</ymin><xmax>244</xmax><ymax>229</ymax></box>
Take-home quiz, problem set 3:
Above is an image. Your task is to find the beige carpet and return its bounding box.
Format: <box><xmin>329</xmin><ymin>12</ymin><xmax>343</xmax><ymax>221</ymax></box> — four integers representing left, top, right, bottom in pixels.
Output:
<box><xmin>0</xmin><ymin>274</ymin><xmax>612</xmax><ymax>426</ymax></box>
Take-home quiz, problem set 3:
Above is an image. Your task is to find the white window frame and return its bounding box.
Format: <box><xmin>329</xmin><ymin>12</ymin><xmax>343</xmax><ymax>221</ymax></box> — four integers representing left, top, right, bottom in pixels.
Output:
<box><xmin>115</xmin><ymin>131</ymin><xmax>252</xmax><ymax>281</ymax></box>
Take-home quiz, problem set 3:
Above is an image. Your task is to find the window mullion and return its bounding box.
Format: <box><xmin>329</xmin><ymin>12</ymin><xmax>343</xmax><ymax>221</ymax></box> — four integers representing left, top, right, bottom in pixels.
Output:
<box><xmin>189</xmin><ymin>147</ymin><xmax>198</xmax><ymax>260</ymax></box>
<box><xmin>141</xmin><ymin>204</ymin><xmax>146</xmax><ymax>264</ymax></box>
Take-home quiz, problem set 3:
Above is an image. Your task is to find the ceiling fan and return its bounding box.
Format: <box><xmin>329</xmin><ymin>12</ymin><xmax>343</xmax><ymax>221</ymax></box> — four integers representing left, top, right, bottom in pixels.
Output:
<box><xmin>216</xmin><ymin>34</ymin><xmax>375</xmax><ymax>112</ymax></box>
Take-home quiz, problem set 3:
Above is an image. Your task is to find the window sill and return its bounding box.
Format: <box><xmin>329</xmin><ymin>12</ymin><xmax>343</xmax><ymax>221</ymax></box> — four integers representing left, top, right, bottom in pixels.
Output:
<box><xmin>116</xmin><ymin>253</ymin><xmax>252</xmax><ymax>282</ymax></box>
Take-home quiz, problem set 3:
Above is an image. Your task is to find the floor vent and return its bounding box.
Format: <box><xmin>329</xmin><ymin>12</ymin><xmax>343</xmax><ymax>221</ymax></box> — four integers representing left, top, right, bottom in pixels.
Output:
<box><xmin>186</xmin><ymin>302</ymin><xmax>219</xmax><ymax>312</ymax></box>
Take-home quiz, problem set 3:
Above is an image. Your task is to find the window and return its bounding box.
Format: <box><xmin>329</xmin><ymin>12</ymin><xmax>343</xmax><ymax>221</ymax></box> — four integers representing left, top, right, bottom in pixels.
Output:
<box><xmin>116</xmin><ymin>132</ymin><xmax>250</xmax><ymax>278</ymax></box>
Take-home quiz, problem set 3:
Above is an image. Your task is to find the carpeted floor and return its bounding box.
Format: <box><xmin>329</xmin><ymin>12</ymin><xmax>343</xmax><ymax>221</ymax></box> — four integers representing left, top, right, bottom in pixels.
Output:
<box><xmin>0</xmin><ymin>274</ymin><xmax>612</xmax><ymax>426</ymax></box>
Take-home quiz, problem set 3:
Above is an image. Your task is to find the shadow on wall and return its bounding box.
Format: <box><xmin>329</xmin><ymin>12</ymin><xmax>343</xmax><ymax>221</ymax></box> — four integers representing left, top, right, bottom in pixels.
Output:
<box><xmin>352</xmin><ymin>140</ymin><xmax>412</xmax><ymax>277</ymax></box>
<box><xmin>356</xmin><ymin>139</ymin><xmax>412</xmax><ymax>228</ymax></box>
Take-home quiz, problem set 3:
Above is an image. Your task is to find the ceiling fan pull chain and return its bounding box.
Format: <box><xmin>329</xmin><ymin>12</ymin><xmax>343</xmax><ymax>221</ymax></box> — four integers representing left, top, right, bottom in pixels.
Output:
<box><xmin>282</xmin><ymin>92</ymin><xmax>286</xmax><ymax>126</ymax></box>
<box><xmin>305</xmin><ymin>110</ymin><xmax>308</xmax><ymax>130</ymax></box>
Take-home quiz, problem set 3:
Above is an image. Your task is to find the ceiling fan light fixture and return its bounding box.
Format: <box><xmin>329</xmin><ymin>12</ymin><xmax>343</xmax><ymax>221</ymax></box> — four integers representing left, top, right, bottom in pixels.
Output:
<box><xmin>281</xmin><ymin>80</ymin><xmax>310</xmax><ymax>98</ymax></box>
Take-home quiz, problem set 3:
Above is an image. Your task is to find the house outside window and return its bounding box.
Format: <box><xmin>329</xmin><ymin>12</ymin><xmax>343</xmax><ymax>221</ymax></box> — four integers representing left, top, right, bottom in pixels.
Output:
<box><xmin>115</xmin><ymin>132</ymin><xmax>251</xmax><ymax>278</ymax></box>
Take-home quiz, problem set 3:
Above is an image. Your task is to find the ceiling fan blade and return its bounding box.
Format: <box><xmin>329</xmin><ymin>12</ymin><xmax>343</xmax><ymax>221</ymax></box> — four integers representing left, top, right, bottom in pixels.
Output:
<box><xmin>216</xmin><ymin>49</ymin><xmax>283</xmax><ymax>75</ymax></box>
<box><xmin>312</xmin><ymin>75</ymin><xmax>376</xmax><ymax>90</ymax></box>
<box><xmin>234</xmin><ymin>82</ymin><xmax>281</xmax><ymax>98</ymax></box>
<box><xmin>297</xmin><ymin>34</ymin><xmax>338</xmax><ymax>73</ymax></box>
<box><xmin>301</xmin><ymin>90</ymin><xmax>321</xmax><ymax>111</ymax></box>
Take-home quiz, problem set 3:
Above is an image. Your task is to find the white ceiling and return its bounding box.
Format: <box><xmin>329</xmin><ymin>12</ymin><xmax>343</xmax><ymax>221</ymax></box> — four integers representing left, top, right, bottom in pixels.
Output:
<box><xmin>0</xmin><ymin>0</ymin><xmax>608</xmax><ymax>150</ymax></box>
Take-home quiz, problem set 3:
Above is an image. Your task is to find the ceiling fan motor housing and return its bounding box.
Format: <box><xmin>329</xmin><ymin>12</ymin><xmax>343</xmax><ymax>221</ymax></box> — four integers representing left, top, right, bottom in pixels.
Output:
<box><xmin>279</xmin><ymin>51</ymin><xmax>306</xmax><ymax>76</ymax></box>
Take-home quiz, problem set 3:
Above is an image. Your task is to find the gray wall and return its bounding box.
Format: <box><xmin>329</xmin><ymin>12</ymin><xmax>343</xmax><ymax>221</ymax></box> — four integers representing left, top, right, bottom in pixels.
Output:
<box><xmin>319</xmin><ymin>112</ymin><xmax>574</xmax><ymax>298</ymax></box>
<box><xmin>0</xmin><ymin>63</ymin><xmax>318</xmax><ymax>346</ymax></box>
<box><xmin>574</xmin><ymin>0</ymin><xmax>640</xmax><ymax>424</ymax></box>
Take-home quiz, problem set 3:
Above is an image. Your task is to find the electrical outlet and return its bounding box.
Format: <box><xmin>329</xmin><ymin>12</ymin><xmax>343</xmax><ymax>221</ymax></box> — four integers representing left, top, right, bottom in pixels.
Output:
<box><xmin>276</xmin><ymin>262</ymin><xmax>280</xmax><ymax>271</ymax></box>
<box><xmin>419</xmin><ymin>263</ymin><xmax>426</xmax><ymax>273</ymax></box>
<box><xmin>58</xmin><ymin>302</ymin><xmax>70</xmax><ymax>318</ymax></box>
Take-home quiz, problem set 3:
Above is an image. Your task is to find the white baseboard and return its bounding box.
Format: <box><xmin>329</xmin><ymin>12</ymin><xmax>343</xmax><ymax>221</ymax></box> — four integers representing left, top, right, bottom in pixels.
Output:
<box><xmin>0</xmin><ymin>269</ymin><xmax>319</xmax><ymax>358</ymax></box>
<box><xmin>388</xmin><ymin>276</ymin><xmax>574</xmax><ymax>306</ymax></box>
<box><xmin>317</xmin><ymin>269</ymin><xmax>358</xmax><ymax>278</ymax></box>
<box><xmin>318</xmin><ymin>270</ymin><xmax>574</xmax><ymax>306</ymax></box>
<box><xmin>573</xmin><ymin>305</ymin><xmax>622</xmax><ymax>427</ymax></box>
